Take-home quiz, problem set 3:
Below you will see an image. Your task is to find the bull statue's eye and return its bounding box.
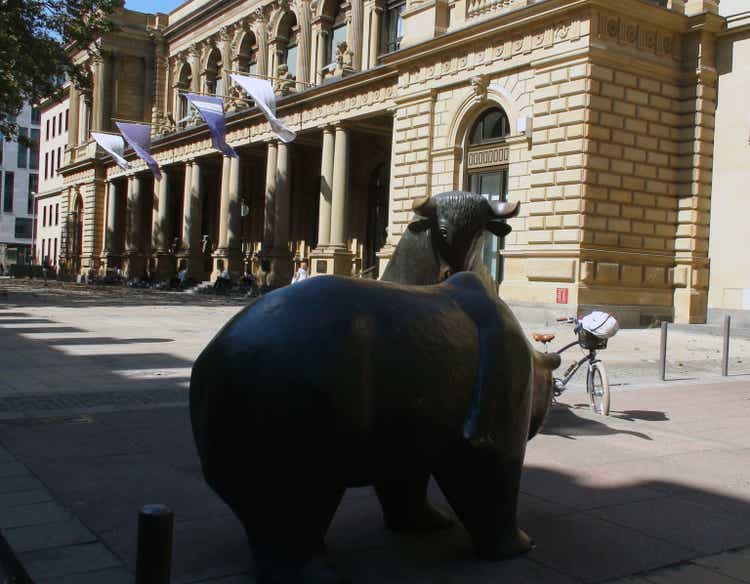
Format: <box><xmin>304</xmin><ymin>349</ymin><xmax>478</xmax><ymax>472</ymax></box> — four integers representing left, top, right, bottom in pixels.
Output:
<box><xmin>439</xmin><ymin>226</ymin><xmax>448</xmax><ymax>240</ymax></box>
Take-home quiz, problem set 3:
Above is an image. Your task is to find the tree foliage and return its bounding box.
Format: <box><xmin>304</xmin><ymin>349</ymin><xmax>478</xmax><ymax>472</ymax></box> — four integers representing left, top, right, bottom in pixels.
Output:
<box><xmin>0</xmin><ymin>0</ymin><xmax>123</xmax><ymax>142</ymax></box>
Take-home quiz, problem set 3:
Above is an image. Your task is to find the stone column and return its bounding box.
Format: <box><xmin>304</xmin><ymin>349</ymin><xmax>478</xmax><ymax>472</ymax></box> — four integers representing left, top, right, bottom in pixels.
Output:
<box><xmin>310</xmin><ymin>126</ymin><xmax>335</xmax><ymax>276</ymax></box>
<box><xmin>256</xmin><ymin>26</ymin><xmax>269</xmax><ymax>78</ymax></box>
<box><xmin>213</xmin><ymin>154</ymin><xmax>240</xmax><ymax>279</ymax></box>
<box><xmin>68</xmin><ymin>87</ymin><xmax>80</xmax><ymax>148</ymax></box>
<box><xmin>318</xmin><ymin>127</ymin><xmax>335</xmax><ymax>247</ymax></box>
<box><xmin>349</xmin><ymin>0</ymin><xmax>364</xmax><ymax>70</ymax></box>
<box><xmin>124</xmin><ymin>175</ymin><xmax>144</xmax><ymax>278</ymax></box>
<box><xmin>226</xmin><ymin>156</ymin><xmax>242</xmax><ymax>268</ymax></box>
<box><xmin>328</xmin><ymin>124</ymin><xmax>354</xmax><ymax>275</ymax></box>
<box><xmin>93</xmin><ymin>55</ymin><xmax>109</xmax><ymax>131</ymax></box>
<box><xmin>178</xmin><ymin>160</ymin><xmax>202</xmax><ymax>277</ymax></box>
<box><xmin>149</xmin><ymin>29</ymin><xmax>167</xmax><ymax>132</ymax></box>
<box><xmin>152</xmin><ymin>169</ymin><xmax>173</xmax><ymax>279</ymax></box>
<box><xmin>102</xmin><ymin>180</ymin><xmax>121</xmax><ymax>271</ymax></box>
<box><xmin>296</xmin><ymin>3</ymin><xmax>312</xmax><ymax>85</ymax></box>
<box><xmin>367</xmin><ymin>1</ymin><xmax>382</xmax><ymax>68</ymax></box>
<box><xmin>189</xmin><ymin>45</ymin><xmax>201</xmax><ymax>93</ymax></box>
<box><xmin>265</xmin><ymin>141</ymin><xmax>294</xmax><ymax>286</ymax></box>
<box><xmin>263</xmin><ymin>142</ymin><xmax>278</xmax><ymax>248</ymax></box>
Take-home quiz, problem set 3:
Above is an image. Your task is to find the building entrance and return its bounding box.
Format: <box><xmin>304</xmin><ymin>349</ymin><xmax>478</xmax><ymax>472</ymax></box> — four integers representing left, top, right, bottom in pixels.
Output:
<box><xmin>465</xmin><ymin>106</ymin><xmax>510</xmax><ymax>283</ymax></box>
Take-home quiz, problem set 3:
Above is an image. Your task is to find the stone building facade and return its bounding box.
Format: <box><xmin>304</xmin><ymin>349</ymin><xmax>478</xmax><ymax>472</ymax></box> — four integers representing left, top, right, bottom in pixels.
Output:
<box><xmin>58</xmin><ymin>0</ymin><xmax>728</xmax><ymax>325</ymax></box>
<box><xmin>36</xmin><ymin>86</ymin><xmax>70</xmax><ymax>269</ymax></box>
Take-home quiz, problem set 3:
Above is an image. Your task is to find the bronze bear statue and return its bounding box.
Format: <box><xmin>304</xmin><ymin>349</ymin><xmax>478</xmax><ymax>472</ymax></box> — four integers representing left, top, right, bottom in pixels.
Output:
<box><xmin>190</xmin><ymin>271</ymin><xmax>560</xmax><ymax>583</ymax></box>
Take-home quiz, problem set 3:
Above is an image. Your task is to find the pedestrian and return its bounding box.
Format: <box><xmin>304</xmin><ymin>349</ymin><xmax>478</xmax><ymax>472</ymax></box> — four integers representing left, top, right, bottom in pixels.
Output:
<box><xmin>291</xmin><ymin>261</ymin><xmax>309</xmax><ymax>284</ymax></box>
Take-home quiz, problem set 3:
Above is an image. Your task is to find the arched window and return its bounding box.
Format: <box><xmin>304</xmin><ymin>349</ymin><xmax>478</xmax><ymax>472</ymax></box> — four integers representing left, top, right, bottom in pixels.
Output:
<box><xmin>278</xmin><ymin>12</ymin><xmax>299</xmax><ymax>78</ymax></box>
<box><xmin>204</xmin><ymin>48</ymin><xmax>223</xmax><ymax>95</ymax></box>
<box><xmin>237</xmin><ymin>31</ymin><xmax>258</xmax><ymax>76</ymax></box>
<box><xmin>382</xmin><ymin>0</ymin><xmax>405</xmax><ymax>54</ymax></box>
<box><xmin>469</xmin><ymin>107</ymin><xmax>510</xmax><ymax>145</ymax></box>
<box><xmin>324</xmin><ymin>0</ymin><xmax>347</xmax><ymax>66</ymax></box>
<box><xmin>175</xmin><ymin>64</ymin><xmax>192</xmax><ymax>124</ymax></box>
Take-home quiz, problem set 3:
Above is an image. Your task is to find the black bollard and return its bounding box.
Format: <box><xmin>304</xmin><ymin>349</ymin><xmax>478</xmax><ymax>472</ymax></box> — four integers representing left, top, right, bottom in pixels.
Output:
<box><xmin>135</xmin><ymin>504</ymin><xmax>173</xmax><ymax>584</ymax></box>
<box><xmin>659</xmin><ymin>321</ymin><xmax>668</xmax><ymax>382</ymax></box>
<box><xmin>721</xmin><ymin>315</ymin><xmax>731</xmax><ymax>377</ymax></box>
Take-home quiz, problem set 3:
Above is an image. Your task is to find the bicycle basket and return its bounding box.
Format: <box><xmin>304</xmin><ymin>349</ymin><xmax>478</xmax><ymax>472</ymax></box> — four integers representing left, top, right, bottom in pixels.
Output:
<box><xmin>578</xmin><ymin>329</ymin><xmax>608</xmax><ymax>350</ymax></box>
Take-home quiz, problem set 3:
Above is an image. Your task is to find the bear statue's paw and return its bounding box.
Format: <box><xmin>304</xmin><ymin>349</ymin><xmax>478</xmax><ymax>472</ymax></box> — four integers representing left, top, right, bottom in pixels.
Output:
<box><xmin>475</xmin><ymin>527</ymin><xmax>535</xmax><ymax>561</ymax></box>
<box><xmin>384</xmin><ymin>503</ymin><xmax>454</xmax><ymax>533</ymax></box>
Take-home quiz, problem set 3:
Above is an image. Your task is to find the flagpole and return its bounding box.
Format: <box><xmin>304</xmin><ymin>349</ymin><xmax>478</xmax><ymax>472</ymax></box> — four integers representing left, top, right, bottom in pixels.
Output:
<box><xmin>225</xmin><ymin>69</ymin><xmax>315</xmax><ymax>88</ymax></box>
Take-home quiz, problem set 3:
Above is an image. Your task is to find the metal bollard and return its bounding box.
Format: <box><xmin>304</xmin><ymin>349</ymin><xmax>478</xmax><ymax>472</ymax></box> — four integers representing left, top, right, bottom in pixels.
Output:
<box><xmin>721</xmin><ymin>315</ymin><xmax>731</xmax><ymax>377</ymax></box>
<box><xmin>659</xmin><ymin>321</ymin><xmax>668</xmax><ymax>381</ymax></box>
<box><xmin>135</xmin><ymin>504</ymin><xmax>173</xmax><ymax>584</ymax></box>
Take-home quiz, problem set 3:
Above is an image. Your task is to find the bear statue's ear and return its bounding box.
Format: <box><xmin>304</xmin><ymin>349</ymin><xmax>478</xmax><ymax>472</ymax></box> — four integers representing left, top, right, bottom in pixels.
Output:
<box><xmin>487</xmin><ymin>219</ymin><xmax>512</xmax><ymax>237</ymax></box>
<box><xmin>408</xmin><ymin>217</ymin><xmax>431</xmax><ymax>233</ymax></box>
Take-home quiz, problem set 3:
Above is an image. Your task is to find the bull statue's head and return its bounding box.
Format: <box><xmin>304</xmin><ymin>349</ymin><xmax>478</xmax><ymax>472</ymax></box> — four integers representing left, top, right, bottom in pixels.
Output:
<box><xmin>381</xmin><ymin>191</ymin><xmax>519</xmax><ymax>285</ymax></box>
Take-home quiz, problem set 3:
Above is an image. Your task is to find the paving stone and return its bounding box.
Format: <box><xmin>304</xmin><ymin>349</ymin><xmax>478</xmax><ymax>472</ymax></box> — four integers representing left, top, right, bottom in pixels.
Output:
<box><xmin>21</xmin><ymin>542</ymin><xmax>122</xmax><ymax>581</ymax></box>
<box><xmin>693</xmin><ymin>549</ymin><xmax>750</xmax><ymax>583</ymax></box>
<box><xmin>0</xmin><ymin>462</ymin><xmax>32</xmax><ymax>477</ymax></box>
<box><xmin>4</xmin><ymin>517</ymin><xmax>97</xmax><ymax>553</ymax></box>
<box><xmin>37</xmin><ymin>566</ymin><xmax>133</xmax><ymax>583</ymax></box>
<box><xmin>0</xmin><ymin>475</ymin><xmax>45</xmax><ymax>493</ymax></box>
<box><xmin>642</xmin><ymin>562</ymin><xmax>746</xmax><ymax>584</ymax></box>
<box><xmin>0</xmin><ymin>500</ymin><xmax>70</xmax><ymax>529</ymax></box>
<box><xmin>0</xmin><ymin>488</ymin><xmax>53</xmax><ymax>507</ymax></box>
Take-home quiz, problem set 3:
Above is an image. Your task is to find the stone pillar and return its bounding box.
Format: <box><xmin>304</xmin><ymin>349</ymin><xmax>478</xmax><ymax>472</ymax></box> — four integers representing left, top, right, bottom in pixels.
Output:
<box><xmin>123</xmin><ymin>175</ymin><xmax>144</xmax><ymax>278</ymax></box>
<box><xmin>310</xmin><ymin>127</ymin><xmax>335</xmax><ymax>276</ymax></box>
<box><xmin>68</xmin><ymin>87</ymin><xmax>80</xmax><ymax>148</ymax></box>
<box><xmin>93</xmin><ymin>55</ymin><xmax>109</xmax><ymax>132</ymax></box>
<box><xmin>296</xmin><ymin>4</ymin><xmax>312</xmax><ymax>86</ymax></box>
<box><xmin>349</xmin><ymin>0</ymin><xmax>364</xmax><ymax>70</ymax></box>
<box><xmin>178</xmin><ymin>160</ymin><xmax>202</xmax><ymax>277</ymax></box>
<box><xmin>367</xmin><ymin>1</ymin><xmax>382</xmax><ymax>68</ymax></box>
<box><xmin>266</xmin><ymin>141</ymin><xmax>293</xmax><ymax>286</ymax></box>
<box><xmin>328</xmin><ymin>124</ymin><xmax>354</xmax><ymax>275</ymax></box>
<box><xmin>213</xmin><ymin>154</ymin><xmax>243</xmax><ymax>279</ymax></box>
<box><xmin>152</xmin><ymin>169</ymin><xmax>173</xmax><ymax>279</ymax></box>
<box><xmin>149</xmin><ymin>29</ymin><xmax>167</xmax><ymax>132</ymax></box>
<box><xmin>102</xmin><ymin>180</ymin><xmax>121</xmax><ymax>271</ymax></box>
<box><xmin>256</xmin><ymin>26</ymin><xmax>269</xmax><ymax>78</ymax></box>
<box><xmin>314</xmin><ymin>25</ymin><xmax>328</xmax><ymax>84</ymax></box>
<box><xmin>263</xmin><ymin>142</ymin><xmax>278</xmax><ymax>248</ymax></box>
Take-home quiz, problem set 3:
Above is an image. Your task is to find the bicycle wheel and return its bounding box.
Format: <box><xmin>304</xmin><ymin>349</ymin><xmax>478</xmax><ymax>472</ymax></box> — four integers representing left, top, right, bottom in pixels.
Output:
<box><xmin>587</xmin><ymin>361</ymin><xmax>610</xmax><ymax>415</ymax></box>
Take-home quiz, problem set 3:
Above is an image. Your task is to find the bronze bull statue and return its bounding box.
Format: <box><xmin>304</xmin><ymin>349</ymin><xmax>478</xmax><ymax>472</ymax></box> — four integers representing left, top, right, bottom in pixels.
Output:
<box><xmin>190</xmin><ymin>271</ymin><xmax>560</xmax><ymax>584</ymax></box>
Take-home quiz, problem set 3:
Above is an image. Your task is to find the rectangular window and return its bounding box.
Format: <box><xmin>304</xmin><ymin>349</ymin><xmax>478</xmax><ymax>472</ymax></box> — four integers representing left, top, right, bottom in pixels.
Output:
<box><xmin>44</xmin><ymin>152</ymin><xmax>49</xmax><ymax>179</ymax></box>
<box><xmin>15</xmin><ymin>218</ymin><xmax>32</xmax><ymax>239</ymax></box>
<box><xmin>29</xmin><ymin>129</ymin><xmax>39</xmax><ymax>169</ymax></box>
<box><xmin>55</xmin><ymin>203</ymin><xmax>59</xmax><ymax>225</ymax></box>
<box><xmin>52</xmin><ymin>117</ymin><xmax>56</xmax><ymax>138</ymax></box>
<box><xmin>3</xmin><ymin>172</ymin><xmax>14</xmax><ymax>212</ymax></box>
<box><xmin>43</xmin><ymin>205</ymin><xmax>47</xmax><ymax>227</ymax></box>
<box><xmin>50</xmin><ymin>150</ymin><xmax>55</xmax><ymax>176</ymax></box>
<box><xmin>54</xmin><ymin>238</ymin><xmax>57</xmax><ymax>262</ymax></box>
<box><xmin>17</xmin><ymin>127</ymin><xmax>28</xmax><ymax>168</ymax></box>
<box><xmin>46</xmin><ymin>120</ymin><xmax>50</xmax><ymax>140</ymax></box>
<box><xmin>285</xmin><ymin>45</ymin><xmax>298</xmax><ymax>78</ymax></box>
<box><xmin>65</xmin><ymin>109</ymin><xmax>69</xmax><ymax>131</ymax></box>
<box><xmin>31</xmin><ymin>108</ymin><xmax>41</xmax><ymax>124</ymax></box>
<box><xmin>58</xmin><ymin>112</ymin><xmax>63</xmax><ymax>134</ymax></box>
<box><xmin>57</xmin><ymin>146</ymin><xmax>61</xmax><ymax>171</ymax></box>
<box><xmin>27</xmin><ymin>174</ymin><xmax>37</xmax><ymax>214</ymax></box>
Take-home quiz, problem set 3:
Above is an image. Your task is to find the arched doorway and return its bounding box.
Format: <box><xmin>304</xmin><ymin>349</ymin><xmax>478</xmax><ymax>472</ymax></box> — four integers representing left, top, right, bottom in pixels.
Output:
<box><xmin>465</xmin><ymin>106</ymin><xmax>510</xmax><ymax>283</ymax></box>
<box><xmin>364</xmin><ymin>162</ymin><xmax>389</xmax><ymax>277</ymax></box>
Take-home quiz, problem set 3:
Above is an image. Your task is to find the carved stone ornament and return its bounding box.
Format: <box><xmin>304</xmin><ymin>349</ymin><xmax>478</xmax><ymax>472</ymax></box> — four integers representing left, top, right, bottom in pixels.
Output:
<box><xmin>273</xmin><ymin>63</ymin><xmax>296</xmax><ymax>95</ymax></box>
<box><xmin>470</xmin><ymin>74</ymin><xmax>489</xmax><ymax>103</ymax></box>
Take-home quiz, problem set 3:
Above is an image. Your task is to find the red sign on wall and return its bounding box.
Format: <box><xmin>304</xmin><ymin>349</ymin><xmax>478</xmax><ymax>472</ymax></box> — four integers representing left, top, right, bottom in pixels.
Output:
<box><xmin>556</xmin><ymin>288</ymin><xmax>569</xmax><ymax>304</ymax></box>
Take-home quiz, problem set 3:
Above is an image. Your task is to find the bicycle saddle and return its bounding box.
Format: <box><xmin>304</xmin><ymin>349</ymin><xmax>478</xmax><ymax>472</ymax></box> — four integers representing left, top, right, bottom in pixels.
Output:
<box><xmin>532</xmin><ymin>333</ymin><xmax>555</xmax><ymax>343</ymax></box>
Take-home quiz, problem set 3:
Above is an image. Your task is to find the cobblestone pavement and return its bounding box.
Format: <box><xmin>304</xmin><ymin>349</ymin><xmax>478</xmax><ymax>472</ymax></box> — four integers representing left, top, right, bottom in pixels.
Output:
<box><xmin>1</xmin><ymin>279</ymin><xmax>750</xmax><ymax>583</ymax></box>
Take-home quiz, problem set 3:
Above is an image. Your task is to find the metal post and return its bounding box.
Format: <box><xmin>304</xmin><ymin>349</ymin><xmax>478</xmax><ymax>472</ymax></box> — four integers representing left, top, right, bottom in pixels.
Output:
<box><xmin>721</xmin><ymin>315</ymin><xmax>731</xmax><ymax>377</ymax></box>
<box><xmin>135</xmin><ymin>504</ymin><xmax>173</xmax><ymax>584</ymax></box>
<box><xmin>659</xmin><ymin>321</ymin><xmax>668</xmax><ymax>381</ymax></box>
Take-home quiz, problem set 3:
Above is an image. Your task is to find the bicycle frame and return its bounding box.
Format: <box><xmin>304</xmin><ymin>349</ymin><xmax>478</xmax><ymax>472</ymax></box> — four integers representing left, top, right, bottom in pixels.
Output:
<box><xmin>554</xmin><ymin>341</ymin><xmax>598</xmax><ymax>393</ymax></box>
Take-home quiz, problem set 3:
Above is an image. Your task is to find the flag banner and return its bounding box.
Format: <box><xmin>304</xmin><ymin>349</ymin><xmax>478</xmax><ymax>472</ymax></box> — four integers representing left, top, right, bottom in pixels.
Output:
<box><xmin>116</xmin><ymin>122</ymin><xmax>162</xmax><ymax>180</ymax></box>
<box><xmin>185</xmin><ymin>93</ymin><xmax>238</xmax><ymax>158</ymax></box>
<box><xmin>229</xmin><ymin>74</ymin><xmax>296</xmax><ymax>143</ymax></box>
<box><xmin>91</xmin><ymin>132</ymin><xmax>130</xmax><ymax>170</ymax></box>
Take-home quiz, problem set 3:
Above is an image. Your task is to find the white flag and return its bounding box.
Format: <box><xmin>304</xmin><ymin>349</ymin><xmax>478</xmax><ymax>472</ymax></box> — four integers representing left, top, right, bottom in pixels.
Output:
<box><xmin>91</xmin><ymin>132</ymin><xmax>130</xmax><ymax>171</ymax></box>
<box><xmin>230</xmin><ymin>74</ymin><xmax>296</xmax><ymax>143</ymax></box>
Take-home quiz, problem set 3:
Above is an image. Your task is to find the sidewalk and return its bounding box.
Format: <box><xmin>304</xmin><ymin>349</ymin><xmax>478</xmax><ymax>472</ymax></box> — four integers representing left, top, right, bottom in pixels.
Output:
<box><xmin>1</xmin><ymin>284</ymin><xmax>750</xmax><ymax>582</ymax></box>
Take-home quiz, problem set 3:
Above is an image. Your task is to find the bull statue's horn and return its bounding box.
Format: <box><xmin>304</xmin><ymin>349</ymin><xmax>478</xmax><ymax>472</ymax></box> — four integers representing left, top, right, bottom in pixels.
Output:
<box><xmin>490</xmin><ymin>200</ymin><xmax>520</xmax><ymax>219</ymax></box>
<box><xmin>412</xmin><ymin>195</ymin><xmax>431</xmax><ymax>212</ymax></box>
